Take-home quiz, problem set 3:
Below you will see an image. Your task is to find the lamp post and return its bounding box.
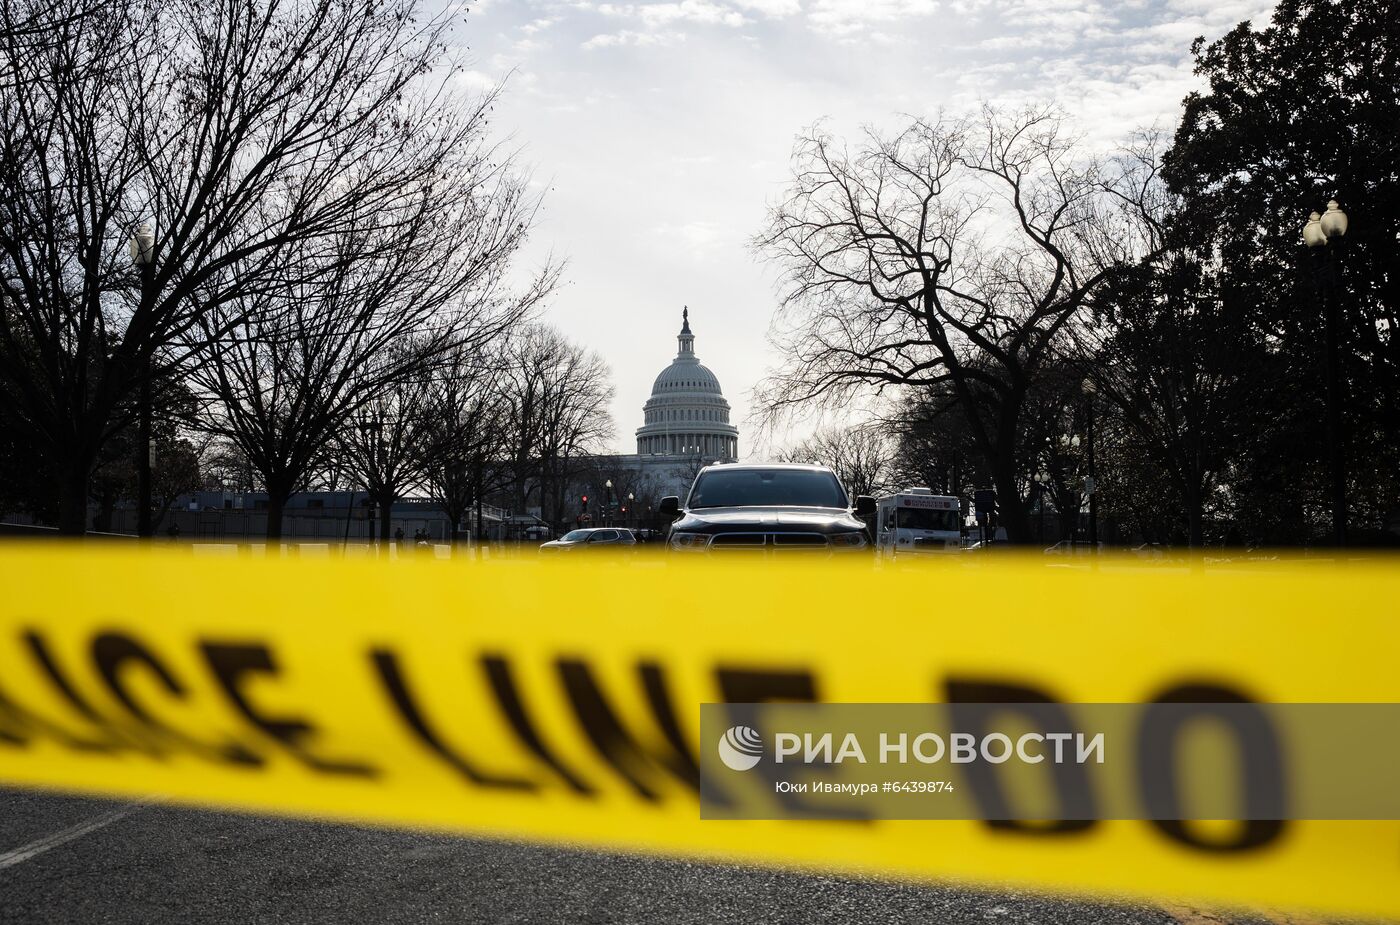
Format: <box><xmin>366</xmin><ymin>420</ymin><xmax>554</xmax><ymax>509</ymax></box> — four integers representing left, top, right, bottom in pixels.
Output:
<box><xmin>1303</xmin><ymin>200</ymin><xmax>1349</xmax><ymax>547</ymax></box>
<box><xmin>358</xmin><ymin>419</ymin><xmax>385</xmax><ymax>546</ymax></box>
<box><xmin>604</xmin><ymin>479</ymin><xmax>613</xmax><ymax>527</ymax></box>
<box><xmin>627</xmin><ymin>492</ymin><xmax>635</xmax><ymax>529</ymax></box>
<box><xmin>1059</xmin><ymin>433</ymin><xmax>1081</xmax><ymax>540</ymax></box>
<box><xmin>1034</xmin><ymin>468</ymin><xmax>1051</xmax><ymax>546</ymax></box>
<box><xmin>1082</xmin><ymin>378</ymin><xmax>1098</xmax><ymax>550</ymax></box>
<box><xmin>128</xmin><ymin>224</ymin><xmax>156</xmax><ymax>538</ymax></box>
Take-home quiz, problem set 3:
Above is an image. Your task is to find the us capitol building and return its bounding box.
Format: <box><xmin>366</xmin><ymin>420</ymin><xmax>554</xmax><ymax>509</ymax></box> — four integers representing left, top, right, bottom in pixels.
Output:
<box><xmin>604</xmin><ymin>307</ymin><xmax>739</xmax><ymax>501</ymax></box>
<box><xmin>635</xmin><ymin>308</ymin><xmax>739</xmax><ymax>460</ymax></box>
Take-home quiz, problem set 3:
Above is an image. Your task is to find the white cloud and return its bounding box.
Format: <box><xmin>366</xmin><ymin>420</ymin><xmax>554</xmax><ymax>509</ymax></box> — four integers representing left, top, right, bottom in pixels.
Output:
<box><xmin>596</xmin><ymin>1</ymin><xmax>750</xmax><ymax>28</ymax></box>
<box><xmin>649</xmin><ymin>220</ymin><xmax>732</xmax><ymax>255</ymax></box>
<box><xmin>581</xmin><ymin>28</ymin><xmax>686</xmax><ymax>47</ymax></box>
<box><xmin>732</xmin><ymin>0</ymin><xmax>802</xmax><ymax>15</ymax></box>
<box><xmin>454</xmin><ymin>69</ymin><xmax>501</xmax><ymax>91</ymax></box>
<box><xmin>806</xmin><ymin>0</ymin><xmax>939</xmax><ymax>37</ymax></box>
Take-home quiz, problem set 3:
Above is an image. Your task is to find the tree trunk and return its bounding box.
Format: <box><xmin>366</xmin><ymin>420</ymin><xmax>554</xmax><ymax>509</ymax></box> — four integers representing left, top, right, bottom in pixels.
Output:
<box><xmin>57</xmin><ymin>460</ymin><xmax>91</xmax><ymax>535</ymax></box>
<box><xmin>989</xmin><ymin>391</ymin><xmax>1031</xmax><ymax>545</ymax></box>
<box><xmin>92</xmin><ymin>488</ymin><xmax>115</xmax><ymax>533</ymax></box>
<box><xmin>1184</xmin><ymin>476</ymin><xmax>1204</xmax><ymax>548</ymax></box>
<box><xmin>376</xmin><ymin>488</ymin><xmax>394</xmax><ymax>542</ymax></box>
<box><xmin>265</xmin><ymin>491</ymin><xmax>289</xmax><ymax>541</ymax></box>
<box><xmin>992</xmin><ymin>461</ymin><xmax>1031</xmax><ymax>544</ymax></box>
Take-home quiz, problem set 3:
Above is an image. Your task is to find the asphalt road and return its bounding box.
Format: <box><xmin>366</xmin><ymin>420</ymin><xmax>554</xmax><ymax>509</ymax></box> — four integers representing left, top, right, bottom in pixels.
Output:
<box><xmin>0</xmin><ymin>788</ymin><xmax>1294</xmax><ymax>925</ymax></box>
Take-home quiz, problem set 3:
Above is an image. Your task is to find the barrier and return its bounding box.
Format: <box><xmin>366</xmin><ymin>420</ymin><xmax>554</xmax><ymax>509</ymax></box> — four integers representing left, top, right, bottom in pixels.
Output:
<box><xmin>0</xmin><ymin>547</ymin><xmax>1396</xmax><ymax>919</ymax></box>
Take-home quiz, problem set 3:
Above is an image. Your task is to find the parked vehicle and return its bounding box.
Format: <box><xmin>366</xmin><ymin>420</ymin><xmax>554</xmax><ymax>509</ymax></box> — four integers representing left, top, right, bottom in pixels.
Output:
<box><xmin>539</xmin><ymin>528</ymin><xmax>638</xmax><ymax>551</ymax></box>
<box><xmin>658</xmin><ymin>463</ymin><xmax>874</xmax><ymax>552</ymax></box>
<box><xmin>873</xmin><ymin>488</ymin><xmax>963</xmax><ymax>557</ymax></box>
<box><xmin>1044</xmin><ymin>540</ymin><xmax>1104</xmax><ymax>556</ymax></box>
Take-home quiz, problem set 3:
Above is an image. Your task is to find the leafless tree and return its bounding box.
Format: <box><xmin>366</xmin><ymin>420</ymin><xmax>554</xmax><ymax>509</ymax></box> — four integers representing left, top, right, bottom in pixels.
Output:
<box><xmin>781</xmin><ymin>425</ymin><xmax>898</xmax><ymax>499</ymax></box>
<box><xmin>754</xmin><ymin>106</ymin><xmax>1146</xmax><ymax>542</ymax></box>
<box><xmin>500</xmin><ymin>326</ymin><xmax>614</xmax><ymax>528</ymax></box>
<box><xmin>188</xmin><ymin>145</ymin><xmax>554</xmax><ymax>539</ymax></box>
<box><xmin>420</xmin><ymin>346</ymin><xmax>514</xmax><ymax>547</ymax></box>
<box><xmin>338</xmin><ymin>345</ymin><xmax>435</xmax><ymax>542</ymax></box>
<box><xmin>888</xmin><ymin>385</ymin><xmax>985</xmax><ymax>498</ymax></box>
<box><xmin>0</xmin><ymin>0</ymin><xmax>502</xmax><ymax>532</ymax></box>
<box><xmin>532</xmin><ymin>333</ymin><xmax>615</xmax><ymax>528</ymax></box>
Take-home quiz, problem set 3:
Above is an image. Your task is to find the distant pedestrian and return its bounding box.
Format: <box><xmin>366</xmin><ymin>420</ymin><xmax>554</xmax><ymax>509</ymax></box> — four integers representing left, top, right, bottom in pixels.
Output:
<box><xmin>394</xmin><ymin>526</ymin><xmax>404</xmax><ymax>550</ymax></box>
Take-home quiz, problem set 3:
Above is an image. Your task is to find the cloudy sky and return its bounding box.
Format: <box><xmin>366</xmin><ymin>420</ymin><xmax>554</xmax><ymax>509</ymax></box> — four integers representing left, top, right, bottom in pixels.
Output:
<box><xmin>446</xmin><ymin>0</ymin><xmax>1275</xmax><ymax>456</ymax></box>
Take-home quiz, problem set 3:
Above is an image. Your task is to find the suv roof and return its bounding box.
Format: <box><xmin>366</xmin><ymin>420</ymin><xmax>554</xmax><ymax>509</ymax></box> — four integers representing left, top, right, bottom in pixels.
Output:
<box><xmin>694</xmin><ymin>462</ymin><xmax>836</xmax><ymax>475</ymax></box>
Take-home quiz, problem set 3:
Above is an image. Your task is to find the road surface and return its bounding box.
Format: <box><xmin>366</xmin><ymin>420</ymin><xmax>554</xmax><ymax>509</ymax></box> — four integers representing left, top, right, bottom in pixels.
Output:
<box><xmin>0</xmin><ymin>788</ymin><xmax>1305</xmax><ymax>924</ymax></box>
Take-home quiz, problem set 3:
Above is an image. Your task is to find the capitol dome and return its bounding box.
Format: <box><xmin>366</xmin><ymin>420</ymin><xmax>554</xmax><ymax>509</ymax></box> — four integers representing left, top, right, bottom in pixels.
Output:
<box><xmin>636</xmin><ymin>308</ymin><xmax>739</xmax><ymax>459</ymax></box>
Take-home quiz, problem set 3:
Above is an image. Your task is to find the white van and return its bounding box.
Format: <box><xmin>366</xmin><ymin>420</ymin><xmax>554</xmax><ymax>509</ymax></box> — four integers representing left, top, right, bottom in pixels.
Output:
<box><xmin>874</xmin><ymin>488</ymin><xmax>963</xmax><ymax>556</ymax></box>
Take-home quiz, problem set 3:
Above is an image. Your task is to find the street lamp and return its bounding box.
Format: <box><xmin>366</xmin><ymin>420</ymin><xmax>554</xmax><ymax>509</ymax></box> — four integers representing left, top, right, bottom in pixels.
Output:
<box><xmin>129</xmin><ymin>223</ymin><xmax>156</xmax><ymax>538</ymax></box>
<box><xmin>627</xmin><ymin>492</ymin><xmax>635</xmax><ymax>529</ymax></box>
<box><xmin>358</xmin><ymin>419</ymin><xmax>385</xmax><ymax>546</ymax></box>
<box><xmin>1058</xmin><ymin>432</ymin><xmax>1082</xmax><ymax>539</ymax></box>
<box><xmin>1081</xmin><ymin>378</ymin><xmax>1098</xmax><ymax>550</ymax></box>
<box><xmin>605</xmin><ymin>479</ymin><xmax>613</xmax><ymax>527</ymax></box>
<box><xmin>1303</xmin><ymin>200</ymin><xmax>1349</xmax><ymax>547</ymax></box>
<box><xmin>1034</xmin><ymin>468</ymin><xmax>1051</xmax><ymax>545</ymax></box>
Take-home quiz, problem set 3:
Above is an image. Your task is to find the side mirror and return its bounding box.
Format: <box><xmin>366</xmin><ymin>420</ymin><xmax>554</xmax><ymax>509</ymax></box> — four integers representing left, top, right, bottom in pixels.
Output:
<box><xmin>658</xmin><ymin>496</ymin><xmax>680</xmax><ymax>521</ymax></box>
<box><xmin>854</xmin><ymin>495</ymin><xmax>876</xmax><ymax>518</ymax></box>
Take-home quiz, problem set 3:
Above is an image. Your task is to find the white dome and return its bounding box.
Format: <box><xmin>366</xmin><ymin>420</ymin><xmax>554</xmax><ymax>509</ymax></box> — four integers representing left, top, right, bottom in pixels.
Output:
<box><xmin>651</xmin><ymin>359</ymin><xmax>722</xmax><ymax>395</ymax></box>
<box><xmin>635</xmin><ymin>308</ymin><xmax>739</xmax><ymax>459</ymax></box>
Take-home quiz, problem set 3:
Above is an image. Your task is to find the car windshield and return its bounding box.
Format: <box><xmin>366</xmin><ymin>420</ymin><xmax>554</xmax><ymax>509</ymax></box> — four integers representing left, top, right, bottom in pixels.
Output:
<box><xmin>895</xmin><ymin>508</ymin><xmax>962</xmax><ymax>531</ymax></box>
<box><xmin>688</xmin><ymin>469</ymin><xmax>848</xmax><ymax>509</ymax></box>
<box><xmin>560</xmin><ymin>530</ymin><xmax>592</xmax><ymax>542</ymax></box>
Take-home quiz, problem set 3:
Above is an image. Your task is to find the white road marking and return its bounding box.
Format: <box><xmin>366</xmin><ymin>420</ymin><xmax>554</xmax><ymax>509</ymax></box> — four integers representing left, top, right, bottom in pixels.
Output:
<box><xmin>0</xmin><ymin>802</ymin><xmax>147</xmax><ymax>870</ymax></box>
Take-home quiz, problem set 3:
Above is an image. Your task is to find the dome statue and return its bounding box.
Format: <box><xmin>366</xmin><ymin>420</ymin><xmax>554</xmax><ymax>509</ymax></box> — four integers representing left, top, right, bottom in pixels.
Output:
<box><xmin>635</xmin><ymin>308</ymin><xmax>739</xmax><ymax>459</ymax></box>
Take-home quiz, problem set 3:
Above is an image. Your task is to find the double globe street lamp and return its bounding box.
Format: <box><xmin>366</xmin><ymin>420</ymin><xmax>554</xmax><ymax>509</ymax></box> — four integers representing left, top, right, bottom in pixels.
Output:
<box><xmin>1081</xmin><ymin>377</ymin><xmax>1098</xmax><ymax>550</ymax></box>
<box><xmin>1033</xmin><ymin>467</ymin><xmax>1052</xmax><ymax>544</ymax></box>
<box><xmin>1302</xmin><ymin>200</ymin><xmax>1349</xmax><ymax>547</ymax></box>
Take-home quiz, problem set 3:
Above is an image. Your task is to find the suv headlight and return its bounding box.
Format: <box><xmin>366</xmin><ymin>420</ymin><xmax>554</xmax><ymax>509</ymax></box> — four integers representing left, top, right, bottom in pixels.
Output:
<box><xmin>670</xmin><ymin>532</ymin><xmax>710</xmax><ymax>550</ymax></box>
<box><xmin>829</xmin><ymin>531</ymin><xmax>868</xmax><ymax>548</ymax></box>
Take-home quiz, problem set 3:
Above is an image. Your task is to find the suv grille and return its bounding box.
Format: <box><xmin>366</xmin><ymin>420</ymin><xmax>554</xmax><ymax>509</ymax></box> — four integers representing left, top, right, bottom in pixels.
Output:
<box><xmin>709</xmin><ymin>532</ymin><xmax>828</xmax><ymax>548</ymax></box>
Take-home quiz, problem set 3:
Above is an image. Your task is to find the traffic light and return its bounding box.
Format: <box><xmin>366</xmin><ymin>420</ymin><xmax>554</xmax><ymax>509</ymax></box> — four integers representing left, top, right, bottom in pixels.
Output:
<box><xmin>581</xmin><ymin>494</ymin><xmax>589</xmax><ymax>508</ymax></box>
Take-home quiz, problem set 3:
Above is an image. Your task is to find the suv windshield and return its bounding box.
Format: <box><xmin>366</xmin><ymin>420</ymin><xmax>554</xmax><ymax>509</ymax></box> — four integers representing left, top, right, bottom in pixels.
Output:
<box><xmin>688</xmin><ymin>469</ymin><xmax>848</xmax><ymax>509</ymax></box>
<box><xmin>560</xmin><ymin>530</ymin><xmax>592</xmax><ymax>542</ymax></box>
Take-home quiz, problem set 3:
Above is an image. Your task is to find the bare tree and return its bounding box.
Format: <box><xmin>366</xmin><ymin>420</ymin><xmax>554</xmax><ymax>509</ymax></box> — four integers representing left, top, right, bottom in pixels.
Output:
<box><xmin>781</xmin><ymin>425</ymin><xmax>897</xmax><ymax>498</ymax></box>
<box><xmin>755</xmin><ymin>106</ymin><xmax>1144</xmax><ymax>543</ymax></box>
<box><xmin>339</xmin><ymin>346</ymin><xmax>435</xmax><ymax>543</ymax></box>
<box><xmin>530</xmin><ymin>332</ymin><xmax>615</xmax><ymax>529</ymax></box>
<box><xmin>500</xmin><ymin>326</ymin><xmax>614</xmax><ymax>528</ymax></box>
<box><xmin>0</xmin><ymin>0</ymin><xmax>500</xmax><ymax>532</ymax></box>
<box><xmin>188</xmin><ymin>147</ymin><xmax>553</xmax><ymax>539</ymax></box>
<box><xmin>421</xmin><ymin>346</ymin><xmax>514</xmax><ymax>547</ymax></box>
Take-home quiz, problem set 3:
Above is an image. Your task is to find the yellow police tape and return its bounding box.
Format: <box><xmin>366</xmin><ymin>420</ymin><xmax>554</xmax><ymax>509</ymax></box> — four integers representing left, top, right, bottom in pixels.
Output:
<box><xmin>0</xmin><ymin>546</ymin><xmax>1396</xmax><ymax>919</ymax></box>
